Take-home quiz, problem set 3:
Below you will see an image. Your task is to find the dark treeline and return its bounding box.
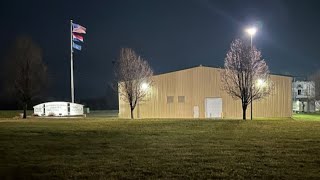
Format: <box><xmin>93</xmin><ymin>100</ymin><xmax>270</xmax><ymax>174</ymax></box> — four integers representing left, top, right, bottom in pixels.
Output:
<box><xmin>0</xmin><ymin>93</ymin><xmax>118</xmax><ymax>110</ymax></box>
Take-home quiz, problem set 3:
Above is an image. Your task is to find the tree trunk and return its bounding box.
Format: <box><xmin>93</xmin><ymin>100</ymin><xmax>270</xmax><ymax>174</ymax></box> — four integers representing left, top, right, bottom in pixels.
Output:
<box><xmin>130</xmin><ymin>107</ymin><xmax>134</xmax><ymax>119</ymax></box>
<box><xmin>23</xmin><ymin>103</ymin><xmax>27</xmax><ymax>119</ymax></box>
<box><xmin>242</xmin><ymin>104</ymin><xmax>247</xmax><ymax>120</ymax></box>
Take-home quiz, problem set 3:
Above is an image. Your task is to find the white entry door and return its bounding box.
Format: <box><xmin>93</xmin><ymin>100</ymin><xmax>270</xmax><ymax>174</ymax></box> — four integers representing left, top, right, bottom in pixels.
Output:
<box><xmin>193</xmin><ymin>106</ymin><xmax>199</xmax><ymax>118</ymax></box>
<box><xmin>205</xmin><ymin>98</ymin><xmax>222</xmax><ymax>118</ymax></box>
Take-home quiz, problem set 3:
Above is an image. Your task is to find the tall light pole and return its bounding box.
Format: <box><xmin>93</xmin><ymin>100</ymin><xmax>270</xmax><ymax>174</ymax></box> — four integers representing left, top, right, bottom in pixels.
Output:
<box><xmin>245</xmin><ymin>27</ymin><xmax>257</xmax><ymax>120</ymax></box>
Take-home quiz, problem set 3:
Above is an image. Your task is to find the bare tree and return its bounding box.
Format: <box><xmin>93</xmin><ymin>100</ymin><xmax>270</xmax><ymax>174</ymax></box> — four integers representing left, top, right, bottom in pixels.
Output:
<box><xmin>5</xmin><ymin>36</ymin><xmax>47</xmax><ymax>119</ymax></box>
<box><xmin>114</xmin><ymin>48</ymin><xmax>153</xmax><ymax>119</ymax></box>
<box><xmin>310</xmin><ymin>70</ymin><xmax>320</xmax><ymax>100</ymax></box>
<box><xmin>221</xmin><ymin>39</ymin><xmax>273</xmax><ymax>120</ymax></box>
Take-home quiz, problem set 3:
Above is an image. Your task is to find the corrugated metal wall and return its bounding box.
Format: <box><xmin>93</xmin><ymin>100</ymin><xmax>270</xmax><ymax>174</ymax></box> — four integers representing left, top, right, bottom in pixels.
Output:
<box><xmin>119</xmin><ymin>66</ymin><xmax>292</xmax><ymax>119</ymax></box>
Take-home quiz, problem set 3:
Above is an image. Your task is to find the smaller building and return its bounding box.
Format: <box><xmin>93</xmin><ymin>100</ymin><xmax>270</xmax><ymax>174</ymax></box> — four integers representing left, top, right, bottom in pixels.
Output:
<box><xmin>316</xmin><ymin>101</ymin><xmax>320</xmax><ymax>111</ymax></box>
<box><xmin>292</xmin><ymin>81</ymin><xmax>316</xmax><ymax>112</ymax></box>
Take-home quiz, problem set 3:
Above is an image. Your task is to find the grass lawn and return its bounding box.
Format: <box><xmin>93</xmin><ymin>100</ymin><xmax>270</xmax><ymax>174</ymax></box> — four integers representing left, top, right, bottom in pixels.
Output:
<box><xmin>87</xmin><ymin>110</ymin><xmax>118</xmax><ymax>118</ymax></box>
<box><xmin>293</xmin><ymin>113</ymin><xmax>320</xmax><ymax>121</ymax></box>
<box><xmin>0</xmin><ymin>110</ymin><xmax>118</xmax><ymax>118</ymax></box>
<box><xmin>0</xmin><ymin>110</ymin><xmax>33</xmax><ymax>118</ymax></box>
<box><xmin>0</xmin><ymin>117</ymin><xmax>320</xmax><ymax>179</ymax></box>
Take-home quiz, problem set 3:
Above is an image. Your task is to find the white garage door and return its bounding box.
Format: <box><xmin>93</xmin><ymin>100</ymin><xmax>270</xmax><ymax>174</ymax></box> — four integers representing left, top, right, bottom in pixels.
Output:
<box><xmin>205</xmin><ymin>98</ymin><xmax>222</xmax><ymax>118</ymax></box>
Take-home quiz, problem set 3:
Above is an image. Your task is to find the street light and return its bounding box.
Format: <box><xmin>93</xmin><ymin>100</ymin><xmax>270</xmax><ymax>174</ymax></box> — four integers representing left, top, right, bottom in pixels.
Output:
<box><xmin>141</xmin><ymin>82</ymin><xmax>149</xmax><ymax>91</ymax></box>
<box><xmin>256</xmin><ymin>79</ymin><xmax>267</xmax><ymax>88</ymax></box>
<box><xmin>246</xmin><ymin>27</ymin><xmax>257</xmax><ymax>47</ymax></box>
<box><xmin>245</xmin><ymin>27</ymin><xmax>257</xmax><ymax>120</ymax></box>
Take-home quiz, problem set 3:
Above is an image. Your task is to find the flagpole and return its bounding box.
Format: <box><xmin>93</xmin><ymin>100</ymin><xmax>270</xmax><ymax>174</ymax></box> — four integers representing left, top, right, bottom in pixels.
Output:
<box><xmin>70</xmin><ymin>20</ymin><xmax>74</xmax><ymax>103</ymax></box>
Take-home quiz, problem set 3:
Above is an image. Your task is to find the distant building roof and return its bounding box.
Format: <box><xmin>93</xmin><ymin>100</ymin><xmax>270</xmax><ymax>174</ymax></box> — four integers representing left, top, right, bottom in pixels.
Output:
<box><xmin>154</xmin><ymin>64</ymin><xmax>293</xmax><ymax>78</ymax></box>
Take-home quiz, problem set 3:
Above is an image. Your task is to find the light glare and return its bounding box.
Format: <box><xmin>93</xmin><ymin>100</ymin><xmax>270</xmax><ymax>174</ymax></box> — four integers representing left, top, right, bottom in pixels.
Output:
<box><xmin>246</xmin><ymin>27</ymin><xmax>257</xmax><ymax>36</ymax></box>
<box><xmin>141</xmin><ymin>82</ymin><xmax>149</xmax><ymax>91</ymax></box>
<box><xmin>256</xmin><ymin>79</ymin><xmax>266</xmax><ymax>88</ymax></box>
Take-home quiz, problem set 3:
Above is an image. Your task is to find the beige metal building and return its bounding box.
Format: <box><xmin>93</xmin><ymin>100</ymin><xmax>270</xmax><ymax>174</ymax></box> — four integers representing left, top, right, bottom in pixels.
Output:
<box><xmin>119</xmin><ymin>66</ymin><xmax>292</xmax><ymax>119</ymax></box>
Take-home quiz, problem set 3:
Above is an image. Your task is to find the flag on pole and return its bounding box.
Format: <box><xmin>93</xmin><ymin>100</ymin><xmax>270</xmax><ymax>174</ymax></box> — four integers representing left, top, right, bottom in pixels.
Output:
<box><xmin>73</xmin><ymin>42</ymin><xmax>82</xmax><ymax>50</ymax></box>
<box><xmin>72</xmin><ymin>33</ymin><xmax>84</xmax><ymax>42</ymax></box>
<box><xmin>73</xmin><ymin>38</ymin><xmax>81</xmax><ymax>42</ymax></box>
<box><xmin>72</xmin><ymin>23</ymin><xmax>86</xmax><ymax>34</ymax></box>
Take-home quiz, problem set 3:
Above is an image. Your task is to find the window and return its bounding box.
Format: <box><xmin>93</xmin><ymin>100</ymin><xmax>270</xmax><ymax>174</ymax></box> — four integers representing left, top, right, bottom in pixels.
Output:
<box><xmin>298</xmin><ymin>89</ymin><xmax>301</xmax><ymax>95</ymax></box>
<box><xmin>178</xmin><ymin>96</ymin><xmax>185</xmax><ymax>103</ymax></box>
<box><xmin>167</xmin><ymin>96</ymin><xmax>174</xmax><ymax>103</ymax></box>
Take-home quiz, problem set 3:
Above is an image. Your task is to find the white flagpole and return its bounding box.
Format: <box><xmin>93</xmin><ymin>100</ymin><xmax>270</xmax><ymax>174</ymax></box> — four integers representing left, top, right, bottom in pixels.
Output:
<box><xmin>70</xmin><ymin>20</ymin><xmax>74</xmax><ymax>103</ymax></box>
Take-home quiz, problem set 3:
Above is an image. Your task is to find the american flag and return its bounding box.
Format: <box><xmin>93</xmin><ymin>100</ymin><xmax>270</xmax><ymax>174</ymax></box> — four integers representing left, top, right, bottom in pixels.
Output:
<box><xmin>73</xmin><ymin>42</ymin><xmax>82</xmax><ymax>50</ymax></box>
<box><xmin>72</xmin><ymin>23</ymin><xmax>86</xmax><ymax>34</ymax></box>
<box><xmin>73</xmin><ymin>33</ymin><xmax>84</xmax><ymax>42</ymax></box>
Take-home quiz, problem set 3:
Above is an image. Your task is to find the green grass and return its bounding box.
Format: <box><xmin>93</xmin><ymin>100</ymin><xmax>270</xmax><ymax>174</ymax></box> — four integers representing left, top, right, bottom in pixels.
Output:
<box><xmin>0</xmin><ymin>110</ymin><xmax>118</xmax><ymax>118</ymax></box>
<box><xmin>87</xmin><ymin>110</ymin><xmax>118</xmax><ymax>118</ymax></box>
<box><xmin>0</xmin><ymin>110</ymin><xmax>33</xmax><ymax>118</ymax></box>
<box><xmin>0</xmin><ymin>118</ymin><xmax>320</xmax><ymax>179</ymax></box>
<box><xmin>293</xmin><ymin>113</ymin><xmax>320</xmax><ymax>121</ymax></box>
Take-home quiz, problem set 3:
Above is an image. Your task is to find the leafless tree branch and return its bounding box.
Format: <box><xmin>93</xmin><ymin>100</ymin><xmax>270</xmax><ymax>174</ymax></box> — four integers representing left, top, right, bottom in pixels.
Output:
<box><xmin>5</xmin><ymin>36</ymin><xmax>47</xmax><ymax>118</ymax></box>
<box><xmin>114</xmin><ymin>48</ymin><xmax>153</xmax><ymax>119</ymax></box>
<box><xmin>221</xmin><ymin>39</ymin><xmax>273</xmax><ymax>120</ymax></box>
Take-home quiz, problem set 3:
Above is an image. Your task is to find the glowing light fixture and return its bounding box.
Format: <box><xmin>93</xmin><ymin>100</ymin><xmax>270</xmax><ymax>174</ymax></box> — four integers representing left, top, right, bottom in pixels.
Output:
<box><xmin>141</xmin><ymin>82</ymin><xmax>149</xmax><ymax>91</ymax></box>
<box><xmin>256</xmin><ymin>79</ymin><xmax>267</xmax><ymax>88</ymax></box>
<box><xmin>246</xmin><ymin>27</ymin><xmax>257</xmax><ymax>36</ymax></box>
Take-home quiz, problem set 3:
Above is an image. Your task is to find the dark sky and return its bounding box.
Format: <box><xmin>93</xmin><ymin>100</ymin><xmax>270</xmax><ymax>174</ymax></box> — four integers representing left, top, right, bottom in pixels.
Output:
<box><xmin>0</xmin><ymin>0</ymin><xmax>320</xmax><ymax>101</ymax></box>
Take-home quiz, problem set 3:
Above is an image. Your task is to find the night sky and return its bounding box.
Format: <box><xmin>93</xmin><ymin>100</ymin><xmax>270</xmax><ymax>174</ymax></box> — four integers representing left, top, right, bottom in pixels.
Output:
<box><xmin>0</xmin><ymin>0</ymin><xmax>320</xmax><ymax>105</ymax></box>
